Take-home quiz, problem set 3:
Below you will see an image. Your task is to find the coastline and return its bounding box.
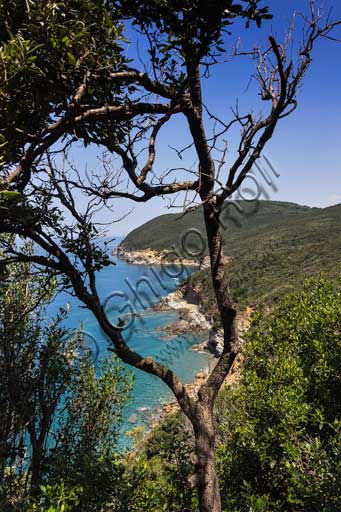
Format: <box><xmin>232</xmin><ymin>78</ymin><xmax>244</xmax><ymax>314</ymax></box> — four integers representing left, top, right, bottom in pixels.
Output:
<box><xmin>113</xmin><ymin>246</ymin><xmax>201</xmax><ymax>267</ymax></box>
<box><xmin>148</xmin><ymin>353</ymin><xmax>243</xmax><ymax>428</ymax></box>
<box><xmin>116</xmin><ymin>247</ymin><xmax>252</xmax><ymax>438</ymax></box>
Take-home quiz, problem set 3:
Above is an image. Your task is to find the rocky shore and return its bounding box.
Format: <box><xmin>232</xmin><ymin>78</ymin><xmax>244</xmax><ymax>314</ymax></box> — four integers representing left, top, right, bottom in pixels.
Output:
<box><xmin>155</xmin><ymin>289</ymin><xmax>211</xmax><ymax>332</ymax></box>
<box><xmin>116</xmin><ymin>245</ymin><xmax>252</xmax><ymax>359</ymax></box>
<box><xmin>126</xmin><ymin>288</ymin><xmax>253</xmax><ymax>437</ymax></box>
<box><xmin>154</xmin><ymin>287</ymin><xmax>253</xmax><ymax>357</ymax></box>
<box><xmin>148</xmin><ymin>354</ymin><xmax>243</xmax><ymax>428</ymax></box>
<box><xmin>114</xmin><ymin>246</ymin><xmax>200</xmax><ymax>267</ymax></box>
<box><xmin>117</xmin><ymin>245</ymin><xmax>252</xmax><ymax>438</ymax></box>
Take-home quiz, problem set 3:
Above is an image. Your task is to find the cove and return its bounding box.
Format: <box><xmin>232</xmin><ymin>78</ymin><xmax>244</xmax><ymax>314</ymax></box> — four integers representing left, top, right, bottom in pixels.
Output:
<box><xmin>48</xmin><ymin>241</ymin><xmax>213</xmax><ymax>449</ymax></box>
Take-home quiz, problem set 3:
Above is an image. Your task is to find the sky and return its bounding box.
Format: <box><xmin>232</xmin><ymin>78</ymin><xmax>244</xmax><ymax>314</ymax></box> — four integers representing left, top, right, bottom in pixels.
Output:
<box><xmin>72</xmin><ymin>0</ymin><xmax>341</xmax><ymax>236</ymax></box>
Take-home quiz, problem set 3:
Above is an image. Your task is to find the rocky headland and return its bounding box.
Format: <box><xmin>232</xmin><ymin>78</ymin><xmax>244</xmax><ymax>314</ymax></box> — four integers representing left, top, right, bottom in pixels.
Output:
<box><xmin>154</xmin><ymin>286</ymin><xmax>253</xmax><ymax>357</ymax></box>
<box><xmin>114</xmin><ymin>246</ymin><xmax>201</xmax><ymax>267</ymax></box>
<box><xmin>117</xmin><ymin>244</ymin><xmax>253</xmax><ymax>437</ymax></box>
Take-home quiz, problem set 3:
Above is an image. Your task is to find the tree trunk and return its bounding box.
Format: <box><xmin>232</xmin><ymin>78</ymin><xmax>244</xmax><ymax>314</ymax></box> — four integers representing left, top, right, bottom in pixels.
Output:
<box><xmin>192</xmin><ymin>405</ymin><xmax>221</xmax><ymax>512</ymax></box>
<box><xmin>28</xmin><ymin>424</ymin><xmax>44</xmax><ymax>495</ymax></box>
<box><xmin>30</xmin><ymin>443</ymin><xmax>43</xmax><ymax>493</ymax></box>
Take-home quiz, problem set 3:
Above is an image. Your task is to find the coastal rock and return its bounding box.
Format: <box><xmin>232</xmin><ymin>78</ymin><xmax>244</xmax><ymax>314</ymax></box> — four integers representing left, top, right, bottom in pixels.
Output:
<box><xmin>156</xmin><ymin>290</ymin><xmax>226</xmax><ymax>358</ymax></box>
<box><xmin>156</xmin><ymin>290</ymin><xmax>211</xmax><ymax>332</ymax></box>
<box><xmin>207</xmin><ymin>328</ymin><xmax>225</xmax><ymax>356</ymax></box>
<box><xmin>189</xmin><ymin>341</ymin><xmax>209</xmax><ymax>353</ymax></box>
<box><xmin>128</xmin><ymin>414</ymin><xmax>139</xmax><ymax>424</ymax></box>
<box><xmin>206</xmin><ymin>307</ymin><xmax>255</xmax><ymax>356</ymax></box>
<box><xmin>115</xmin><ymin>247</ymin><xmax>200</xmax><ymax>267</ymax></box>
<box><xmin>195</xmin><ymin>370</ymin><xmax>208</xmax><ymax>380</ymax></box>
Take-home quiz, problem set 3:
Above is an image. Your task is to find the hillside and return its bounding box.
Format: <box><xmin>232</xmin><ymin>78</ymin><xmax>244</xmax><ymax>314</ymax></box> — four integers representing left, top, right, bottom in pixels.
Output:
<box><xmin>121</xmin><ymin>201</ymin><xmax>341</xmax><ymax>311</ymax></box>
<box><xmin>121</xmin><ymin>201</ymin><xmax>315</xmax><ymax>254</ymax></box>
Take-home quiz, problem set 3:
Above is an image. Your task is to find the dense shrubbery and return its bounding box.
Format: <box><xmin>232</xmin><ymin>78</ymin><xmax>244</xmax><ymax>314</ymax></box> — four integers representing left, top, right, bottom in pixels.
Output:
<box><xmin>103</xmin><ymin>414</ymin><xmax>196</xmax><ymax>512</ymax></box>
<box><xmin>216</xmin><ymin>277</ymin><xmax>341</xmax><ymax>511</ymax></box>
<box><xmin>124</xmin><ymin>414</ymin><xmax>196</xmax><ymax>512</ymax></box>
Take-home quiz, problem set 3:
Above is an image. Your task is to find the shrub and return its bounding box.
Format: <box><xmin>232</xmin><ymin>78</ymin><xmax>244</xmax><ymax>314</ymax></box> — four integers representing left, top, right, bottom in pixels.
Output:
<box><xmin>216</xmin><ymin>277</ymin><xmax>341</xmax><ymax>511</ymax></box>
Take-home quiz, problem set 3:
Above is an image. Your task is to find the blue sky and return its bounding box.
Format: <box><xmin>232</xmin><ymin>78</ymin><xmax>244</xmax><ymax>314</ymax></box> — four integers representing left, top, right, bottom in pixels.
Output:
<box><xmin>73</xmin><ymin>1</ymin><xmax>341</xmax><ymax>235</ymax></box>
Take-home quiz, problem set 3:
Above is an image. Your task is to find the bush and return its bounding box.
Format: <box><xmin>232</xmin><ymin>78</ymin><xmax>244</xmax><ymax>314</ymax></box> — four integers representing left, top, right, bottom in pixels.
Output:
<box><xmin>28</xmin><ymin>482</ymin><xmax>82</xmax><ymax>512</ymax></box>
<box><xmin>117</xmin><ymin>413</ymin><xmax>197</xmax><ymax>512</ymax></box>
<box><xmin>216</xmin><ymin>277</ymin><xmax>341</xmax><ymax>511</ymax></box>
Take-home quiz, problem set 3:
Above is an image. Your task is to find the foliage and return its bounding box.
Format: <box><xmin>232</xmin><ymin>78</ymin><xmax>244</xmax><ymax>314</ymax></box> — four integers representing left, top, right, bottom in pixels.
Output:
<box><xmin>47</xmin><ymin>359</ymin><xmax>133</xmax><ymax>512</ymax></box>
<box><xmin>28</xmin><ymin>482</ymin><xmax>83</xmax><ymax>512</ymax></box>
<box><xmin>0</xmin><ymin>0</ymin><xmax>126</xmax><ymax>170</ymax></box>
<box><xmin>215</xmin><ymin>277</ymin><xmax>341</xmax><ymax>511</ymax></box>
<box><xmin>0</xmin><ymin>241</ymin><xmax>70</xmax><ymax>500</ymax></box>
<box><xmin>0</xmin><ymin>239</ymin><xmax>133</xmax><ymax>511</ymax></box>
<box><xmin>116</xmin><ymin>0</ymin><xmax>271</xmax><ymax>74</ymax></box>
<box><xmin>0</xmin><ymin>0</ymin><xmax>271</xmax><ymax>179</ymax></box>
<box><xmin>115</xmin><ymin>413</ymin><xmax>196</xmax><ymax>512</ymax></box>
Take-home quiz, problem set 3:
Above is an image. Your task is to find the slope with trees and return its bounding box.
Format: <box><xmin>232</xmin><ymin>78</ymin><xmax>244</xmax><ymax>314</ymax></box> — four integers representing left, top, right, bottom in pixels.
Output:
<box><xmin>119</xmin><ymin>277</ymin><xmax>341</xmax><ymax>512</ymax></box>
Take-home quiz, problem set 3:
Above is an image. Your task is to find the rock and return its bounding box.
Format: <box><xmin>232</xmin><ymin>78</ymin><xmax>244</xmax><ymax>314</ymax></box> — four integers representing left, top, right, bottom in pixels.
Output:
<box><xmin>115</xmin><ymin>248</ymin><xmax>200</xmax><ymax>267</ymax></box>
<box><xmin>189</xmin><ymin>342</ymin><xmax>208</xmax><ymax>353</ymax></box>
<box><xmin>156</xmin><ymin>290</ymin><xmax>211</xmax><ymax>333</ymax></box>
<box><xmin>183</xmin><ymin>287</ymin><xmax>202</xmax><ymax>305</ymax></box>
<box><xmin>127</xmin><ymin>414</ymin><xmax>138</xmax><ymax>424</ymax></box>
<box><xmin>207</xmin><ymin>328</ymin><xmax>225</xmax><ymax>357</ymax></box>
<box><xmin>198</xmin><ymin>255</ymin><xmax>232</xmax><ymax>270</ymax></box>
<box><xmin>195</xmin><ymin>370</ymin><xmax>208</xmax><ymax>380</ymax></box>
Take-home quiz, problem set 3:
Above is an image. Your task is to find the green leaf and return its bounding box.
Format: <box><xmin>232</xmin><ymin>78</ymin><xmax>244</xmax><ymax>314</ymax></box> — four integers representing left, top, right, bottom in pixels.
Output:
<box><xmin>67</xmin><ymin>52</ymin><xmax>77</xmax><ymax>66</ymax></box>
<box><xmin>0</xmin><ymin>191</ymin><xmax>21</xmax><ymax>201</ymax></box>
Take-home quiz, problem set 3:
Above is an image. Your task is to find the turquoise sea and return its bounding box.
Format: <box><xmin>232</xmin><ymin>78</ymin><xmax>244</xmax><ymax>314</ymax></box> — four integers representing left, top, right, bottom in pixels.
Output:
<box><xmin>50</xmin><ymin>239</ymin><xmax>213</xmax><ymax>449</ymax></box>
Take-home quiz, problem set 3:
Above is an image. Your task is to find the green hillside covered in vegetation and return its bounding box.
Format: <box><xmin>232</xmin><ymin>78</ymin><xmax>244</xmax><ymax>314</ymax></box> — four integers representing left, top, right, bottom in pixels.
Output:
<box><xmin>121</xmin><ymin>201</ymin><xmax>341</xmax><ymax>311</ymax></box>
<box><xmin>120</xmin><ymin>201</ymin><xmax>311</xmax><ymax>252</ymax></box>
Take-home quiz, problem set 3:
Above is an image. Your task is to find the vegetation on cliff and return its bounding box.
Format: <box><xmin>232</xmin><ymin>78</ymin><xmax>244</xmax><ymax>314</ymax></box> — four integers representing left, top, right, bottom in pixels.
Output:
<box><xmin>120</xmin><ymin>201</ymin><xmax>311</xmax><ymax>252</ymax></box>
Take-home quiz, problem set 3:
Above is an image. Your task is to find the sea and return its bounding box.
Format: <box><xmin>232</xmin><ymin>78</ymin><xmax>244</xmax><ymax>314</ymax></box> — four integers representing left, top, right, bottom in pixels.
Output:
<box><xmin>49</xmin><ymin>237</ymin><xmax>214</xmax><ymax>449</ymax></box>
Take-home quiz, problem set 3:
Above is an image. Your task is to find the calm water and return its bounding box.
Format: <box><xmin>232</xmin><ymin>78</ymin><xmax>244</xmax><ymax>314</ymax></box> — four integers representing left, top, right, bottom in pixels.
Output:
<box><xmin>50</xmin><ymin>241</ymin><xmax>213</xmax><ymax>449</ymax></box>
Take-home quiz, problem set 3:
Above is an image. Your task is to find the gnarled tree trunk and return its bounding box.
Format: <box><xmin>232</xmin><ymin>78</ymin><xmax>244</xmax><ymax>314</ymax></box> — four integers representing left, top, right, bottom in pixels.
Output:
<box><xmin>192</xmin><ymin>404</ymin><xmax>221</xmax><ymax>512</ymax></box>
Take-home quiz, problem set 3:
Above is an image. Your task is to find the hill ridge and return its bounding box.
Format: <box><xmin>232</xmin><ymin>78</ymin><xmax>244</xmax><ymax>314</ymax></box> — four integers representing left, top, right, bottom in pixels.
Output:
<box><xmin>121</xmin><ymin>200</ymin><xmax>341</xmax><ymax>309</ymax></box>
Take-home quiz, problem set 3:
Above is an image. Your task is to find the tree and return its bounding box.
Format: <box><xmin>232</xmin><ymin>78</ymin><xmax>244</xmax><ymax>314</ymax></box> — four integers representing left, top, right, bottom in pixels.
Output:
<box><xmin>215</xmin><ymin>277</ymin><xmax>341</xmax><ymax>511</ymax></box>
<box><xmin>0</xmin><ymin>2</ymin><xmax>340</xmax><ymax>510</ymax></box>
<box><xmin>0</xmin><ymin>240</ymin><xmax>132</xmax><ymax>510</ymax></box>
<box><xmin>0</xmin><ymin>241</ymin><xmax>68</xmax><ymax>498</ymax></box>
<box><xmin>47</xmin><ymin>358</ymin><xmax>133</xmax><ymax>512</ymax></box>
